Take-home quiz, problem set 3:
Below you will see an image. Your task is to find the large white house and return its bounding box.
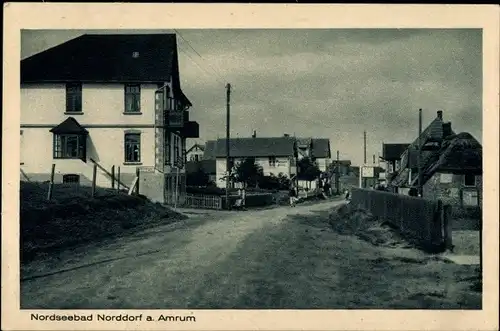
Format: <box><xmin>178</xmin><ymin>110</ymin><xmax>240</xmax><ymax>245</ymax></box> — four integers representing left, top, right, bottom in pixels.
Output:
<box><xmin>20</xmin><ymin>33</ymin><xmax>199</xmax><ymax>200</ymax></box>
<box><xmin>203</xmin><ymin>135</ymin><xmax>331</xmax><ymax>189</ymax></box>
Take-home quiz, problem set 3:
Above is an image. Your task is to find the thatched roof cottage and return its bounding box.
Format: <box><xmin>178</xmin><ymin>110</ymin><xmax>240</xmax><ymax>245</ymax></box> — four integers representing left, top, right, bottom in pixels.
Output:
<box><xmin>390</xmin><ymin>111</ymin><xmax>482</xmax><ymax>216</ymax></box>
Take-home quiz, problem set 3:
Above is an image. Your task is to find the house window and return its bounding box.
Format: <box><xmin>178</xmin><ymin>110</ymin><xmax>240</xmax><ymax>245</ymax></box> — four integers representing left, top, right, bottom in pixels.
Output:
<box><xmin>269</xmin><ymin>156</ymin><xmax>277</xmax><ymax>167</ymax></box>
<box><xmin>462</xmin><ymin>190</ymin><xmax>479</xmax><ymax>206</ymax></box>
<box><xmin>173</xmin><ymin>135</ymin><xmax>181</xmax><ymax>165</ymax></box>
<box><xmin>53</xmin><ymin>134</ymin><xmax>86</xmax><ymax>159</ymax></box>
<box><xmin>63</xmin><ymin>174</ymin><xmax>80</xmax><ymax>184</ymax></box>
<box><xmin>124</xmin><ymin>84</ymin><xmax>141</xmax><ymax>113</ymax></box>
<box><xmin>464</xmin><ymin>174</ymin><xmax>476</xmax><ymax>187</ymax></box>
<box><xmin>190</xmin><ymin>154</ymin><xmax>200</xmax><ymax>162</ymax></box>
<box><xmin>124</xmin><ymin>133</ymin><xmax>141</xmax><ymax>163</ymax></box>
<box><xmin>66</xmin><ymin>83</ymin><xmax>82</xmax><ymax>113</ymax></box>
<box><xmin>440</xmin><ymin>173</ymin><xmax>453</xmax><ymax>184</ymax></box>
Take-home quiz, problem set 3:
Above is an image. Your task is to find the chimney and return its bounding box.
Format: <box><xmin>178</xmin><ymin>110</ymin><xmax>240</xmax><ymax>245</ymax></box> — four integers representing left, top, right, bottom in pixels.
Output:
<box><xmin>437</xmin><ymin>110</ymin><xmax>443</xmax><ymax>120</ymax></box>
<box><xmin>252</xmin><ymin>130</ymin><xmax>256</xmax><ymax>138</ymax></box>
<box><xmin>443</xmin><ymin>122</ymin><xmax>452</xmax><ymax>137</ymax></box>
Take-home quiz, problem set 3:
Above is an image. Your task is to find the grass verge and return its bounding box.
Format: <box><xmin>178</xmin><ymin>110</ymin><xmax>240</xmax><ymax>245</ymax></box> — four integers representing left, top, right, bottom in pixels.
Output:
<box><xmin>20</xmin><ymin>181</ymin><xmax>187</xmax><ymax>263</ymax></box>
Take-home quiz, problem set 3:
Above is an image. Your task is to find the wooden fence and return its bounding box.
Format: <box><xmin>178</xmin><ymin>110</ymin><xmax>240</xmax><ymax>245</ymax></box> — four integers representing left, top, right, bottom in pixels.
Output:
<box><xmin>351</xmin><ymin>188</ymin><xmax>452</xmax><ymax>252</ymax></box>
<box><xmin>183</xmin><ymin>194</ymin><xmax>223</xmax><ymax>210</ymax></box>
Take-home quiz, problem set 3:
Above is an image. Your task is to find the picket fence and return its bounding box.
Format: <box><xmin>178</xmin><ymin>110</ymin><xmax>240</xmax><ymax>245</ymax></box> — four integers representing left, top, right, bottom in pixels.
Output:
<box><xmin>183</xmin><ymin>194</ymin><xmax>223</xmax><ymax>210</ymax></box>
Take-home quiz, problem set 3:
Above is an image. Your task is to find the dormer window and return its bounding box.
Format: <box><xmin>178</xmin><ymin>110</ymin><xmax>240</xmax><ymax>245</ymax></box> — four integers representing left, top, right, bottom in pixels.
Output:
<box><xmin>132</xmin><ymin>51</ymin><xmax>140</xmax><ymax>58</ymax></box>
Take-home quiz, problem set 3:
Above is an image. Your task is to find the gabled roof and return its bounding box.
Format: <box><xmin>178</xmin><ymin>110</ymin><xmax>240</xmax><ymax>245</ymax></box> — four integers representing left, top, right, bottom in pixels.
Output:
<box><xmin>382</xmin><ymin>143</ymin><xmax>409</xmax><ymax>161</ymax></box>
<box><xmin>50</xmin><ymin>117</ymin><xmax>88</xmax><ymax>135</ymax></box>
<box><xmin>203</xmin><ymin>140</ymin><xmax>218</xmax><ymax>159</ymax></box>
<box><xmin>311</xmin><ymin>139</ymin><xmax>331</xmax><ymax>158</ymax></box>
<box><xmin>186</xmin><ymin>143</ymin><xmax>205</xmax><ymax>154</ymax></box>
<box><xmin>21</xmin><ymin>33</ymin><xmax>191</xmax><ymax>106</ymax></box>
<box><xmin>409</xmin><ymin>132</ymin><xmax>482</xmax><ymax>186</ymax></box>
<box><xmin>214</xmin><ymin>137</ymin><xmax>297</xmax><ymax>158</ymax></box>
<box><xmin>205</xmin><ymin>136</ymin><xmax>332</xmax><ymax>159</ymax></box>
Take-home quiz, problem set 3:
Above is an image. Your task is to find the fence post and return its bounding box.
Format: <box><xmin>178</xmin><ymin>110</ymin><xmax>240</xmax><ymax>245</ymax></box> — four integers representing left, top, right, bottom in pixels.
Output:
<box><xmin>91</xmin><ymin>163</ymin><xmax>97</xmax><ymax>198</ymax></box>
<box><xmin>111</xmin><ymin>165</ymin><xmax>115</xmax><ymax>189</ymax></box>
<box><xmin>135</xmin><ymin>167</ymin><xmax>140</xmax><ymax>195</ymax></box>
<box><xmin>443</xmin><ymin>204</ymin><xmax>453</xmax><ymax>252</ymax></box>
<box><xmin>46</xmin><ymin>164</ymin><xmax>56</xmax><ymax>201</ymax></box>
<box><xmin>117</xmin><ymin>166</ymin><xmax>121</xmax><ymax>190</ymax></box>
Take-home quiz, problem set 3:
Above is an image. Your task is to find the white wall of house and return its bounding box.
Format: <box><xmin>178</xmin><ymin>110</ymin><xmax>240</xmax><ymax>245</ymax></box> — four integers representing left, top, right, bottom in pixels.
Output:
<box><xmin>21</xmin><ymin>83</ymin><xmax>164</xmax><ymax>125</ymax></box>
<box><xmin>20</xmin><ymin>82</ymin><xmax>190</xmax><ymax>187</ymax></box>
<box><xmin>215</xmin><ymin>156</ymin><xmax>296</xmax><ymax>188</ymax></box>
<box><xmin>187</xmin><ymin>148</ymin><xmax>204</xmax><ymax>162</ymax></box>
<box><xmin>20</xmin><ymin>127</ymin><xmax>155</xmax><ymax>187</ymax></box>
<box><xmin>316</xmin><ymin>158</ymin><xmax>330</xmax><ymax>172</ymax></box>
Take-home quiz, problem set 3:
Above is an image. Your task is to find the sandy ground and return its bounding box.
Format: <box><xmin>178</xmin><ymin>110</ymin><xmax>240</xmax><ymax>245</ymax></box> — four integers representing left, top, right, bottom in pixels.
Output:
<box><xmin>20</xmin><ymin>199</ymin><xmax>480</xmax><ymax>309</ymax></box>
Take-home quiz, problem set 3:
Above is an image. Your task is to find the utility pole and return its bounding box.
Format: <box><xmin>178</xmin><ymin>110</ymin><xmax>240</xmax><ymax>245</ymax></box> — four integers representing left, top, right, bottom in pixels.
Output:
<box><xmin>225</xmin><ymin>83</ymin><xmax>231</xmax><ymax>209</ymax></box>
<box><xmin>336</xmin><ymin>150</ymin><xmax>340</xmax><ymax>195</ymax></box>
<box><xmin>362</xmin><ymin>130</ymin><xmax>367</xmax><ymax>188</ymax></box>
<box><xmin>418</xmin><ymin>108</ymin><xmax>423</xmax><ymax>197</ymax></box>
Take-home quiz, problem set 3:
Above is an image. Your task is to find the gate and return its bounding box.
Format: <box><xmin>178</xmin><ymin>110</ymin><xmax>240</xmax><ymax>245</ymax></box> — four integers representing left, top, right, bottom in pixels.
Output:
<box><xmin>164</xmin><ymin>172</ymin><xmax>186</xmax><ymax>206</ymax></box>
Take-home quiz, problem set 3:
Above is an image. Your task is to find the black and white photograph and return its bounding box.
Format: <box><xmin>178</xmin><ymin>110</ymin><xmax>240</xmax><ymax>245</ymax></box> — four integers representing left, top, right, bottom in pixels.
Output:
<box><xmin>3</xmin><ymin>3</ymin><xmax>499</xmax><ymax>331</ymax></box>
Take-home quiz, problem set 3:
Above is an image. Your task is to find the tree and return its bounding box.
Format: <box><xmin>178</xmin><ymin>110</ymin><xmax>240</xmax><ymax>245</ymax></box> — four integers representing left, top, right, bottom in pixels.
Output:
<box><xmin>186</xmin><ymin>165</ymin><xmax>210</xmax><ymax>187</ymax></box>
<box><xmin>277</xmin><ymin>172</ymin><xmax>291</xmax><ymax>190</ymax></box>
<box><xmin>297</xmin><ymin>157</ymin><xmax>321</xmax><ymax>190</ymax></box>
<box><xmin>233</xmin><ymin>157</ymin><xmax>264</xmax><ymax>188</ymax></box>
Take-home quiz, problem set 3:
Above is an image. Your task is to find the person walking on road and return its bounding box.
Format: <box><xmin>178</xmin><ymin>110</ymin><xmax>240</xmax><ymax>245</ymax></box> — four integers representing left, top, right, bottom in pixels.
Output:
<box><xmin>289</xmin><ymin>185</ymin><xmax>298</xmax><ymax>207</ymax></box>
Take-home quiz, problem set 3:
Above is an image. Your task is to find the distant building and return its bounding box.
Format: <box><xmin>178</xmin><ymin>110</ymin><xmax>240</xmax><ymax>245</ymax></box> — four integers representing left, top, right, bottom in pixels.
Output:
<box><xmin>390</xmin><ymin>111</ymin><xmax>482</xmax><ymax>212</ymax></box>
<box><xmin>186</xmin><ymin>143</ymin><xmax>205</xmax><ymax>162</ymax></box>
<box><xmin>204</xmin><ymin>135</ymin><xmax>331</xmax><ymax>189</ymax></box>
<box><xmin>185</xmin><ymin>159</ymin><xmax>217</xmax><ymax>183</ymax></box>
<box><xmin>381</xmin><ymin>143</ymin><xmax>410</xmax><ymax>174</ymax></box>
<box><xmin>328</xmin><ymin>160</ymin><xmax>352</xmax><ymax>176</ymax></box>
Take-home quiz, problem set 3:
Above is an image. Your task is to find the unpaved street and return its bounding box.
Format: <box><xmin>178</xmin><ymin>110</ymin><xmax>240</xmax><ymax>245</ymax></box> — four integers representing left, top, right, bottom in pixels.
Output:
<box><xmin>21</xmin><ymin>199</ymin><xmax>480</xmax><ymax>309</ymax></box>
<box><xmin>21</xmin><ymin>200</ymin><xmax>343</xmax><ymax>308</ymax></box>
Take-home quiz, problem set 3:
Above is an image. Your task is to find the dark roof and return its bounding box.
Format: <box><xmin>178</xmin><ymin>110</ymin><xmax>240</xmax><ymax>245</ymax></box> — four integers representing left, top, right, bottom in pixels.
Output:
<box><xmin>50</xmin><ymin>117</ymin><xmax>88</xmax><ymax>134</ymax></box>
<box><xmin>21</xmin><ymin>33</ymin><xmax>191</xmax><ymax>106</ymax></box>
<box><xmin>410</xmin><ymin>132</ymin><xmax>482</xmax><ymax>186</ymax></box>
<box><xmin>203</xmin><ymin>140</ymin><xmax>218</xmax><ymax>159</ymax></box>
<box><xmin>204</xmin><ymin>137</ymin><xmax>331</xmax><ymax>159</ymax></box>
<box><xmin>382</xmin><ymin>143</ymin><xmax>409</xmax><ymax>161</ymax></box>
<box><xmin>214</xmin><ymin>137</ymin><xmax>296</xmax><ymax>158</ymax></box>
<box><xmin>390</xmin><ymin>113</ymin><xmax>457</xmax><ymax>187</ymax></box>
<box><xmin>311</xmin><ymin>139</ymin><xmax>331</xmax><ymax>158</ymax></box>
<box><xmin>186</xmin><ymin>160</ymin><xmax>216</xmax><ymax>174</ymax></box>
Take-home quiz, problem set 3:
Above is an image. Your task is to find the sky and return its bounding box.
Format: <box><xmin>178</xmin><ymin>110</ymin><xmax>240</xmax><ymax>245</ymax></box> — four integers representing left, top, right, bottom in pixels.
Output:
<box><xmin>21</xmin><ymin>29</ymin><xmax>482</xmax><ymax>166</ymax></box>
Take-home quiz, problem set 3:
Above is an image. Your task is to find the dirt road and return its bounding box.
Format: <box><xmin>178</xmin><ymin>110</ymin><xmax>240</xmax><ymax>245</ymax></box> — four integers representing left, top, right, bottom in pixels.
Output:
<box><xmin>21</xmin><ymin>200</ymin><xmax>343</xmax><ymax>308</ymax></box>
<box><xmin>21</xmin><ymin>198</ymin><xmax>480</xmax><ymax>309</ymax></box>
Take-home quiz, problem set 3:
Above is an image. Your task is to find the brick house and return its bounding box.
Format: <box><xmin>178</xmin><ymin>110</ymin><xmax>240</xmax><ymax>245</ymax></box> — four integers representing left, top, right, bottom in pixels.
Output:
<box><xmin>390</xmin><ymin>111</ymin><xmax>482</xmax><ymax>215</ymax></box>
<box><xmin>417</xmin><ymin>132</ymin><xmax>482</xmax><ymax>216</ymax></box>
<box><xmin>20</xmin><ymin>33</ymin><xmax>199</xmax><ymax>203</ymax></box>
